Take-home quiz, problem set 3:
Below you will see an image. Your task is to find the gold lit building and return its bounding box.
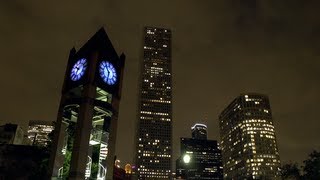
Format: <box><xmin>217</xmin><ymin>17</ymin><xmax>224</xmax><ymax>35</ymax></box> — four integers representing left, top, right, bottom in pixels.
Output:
<box><xmin>125</xmin><ymin>164</ymin><xmax>132</xmax><ymax>174</ymax></box>
<box><xmin>219</xmin><ymin>93</ymin><xmax>281</xmax><ymax>179</ymax></box>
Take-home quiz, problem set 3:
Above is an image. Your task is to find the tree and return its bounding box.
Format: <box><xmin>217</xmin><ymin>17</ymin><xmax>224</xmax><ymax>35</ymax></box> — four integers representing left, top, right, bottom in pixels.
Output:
<box><xmin>280</xmin><ymin>162</ymin><xmax>301</xmax><ymax>180</ymax></box>
<box><xmin>62</xmin><ymin>121</ymin><xmax>76</xmax><ymax>178</ymax></box>
<box><xmin>302</xmin><ymin>150</ymin><xmax>320</xmax><ymax>180</ymax></box>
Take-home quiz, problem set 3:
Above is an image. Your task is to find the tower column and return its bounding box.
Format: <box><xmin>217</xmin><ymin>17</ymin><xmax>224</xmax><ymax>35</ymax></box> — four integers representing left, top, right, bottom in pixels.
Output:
<box><xmin>69</xmin><ymin>51</ymin><xmax>98</xmax><ymax>179</ymax></box>
<box><xmin>47</xmin><ymin>97</ymin><xmax>66</xmax><ymax>178</ymax></box>
<box><xmin>68</xmin><ymin>87</ymin><xmax>95</xmax><ymax>179</ymax></box>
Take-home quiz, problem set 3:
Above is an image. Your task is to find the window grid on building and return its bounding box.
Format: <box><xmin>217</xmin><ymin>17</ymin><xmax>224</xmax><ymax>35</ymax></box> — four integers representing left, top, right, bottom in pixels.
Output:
<box><xmin>219</xmin><ymin>94</ymin><xmax>281</xmax><ymax>179</ymax></box>
<box><xmin>135</xmin><ymin>27</ymin><xmax>172</xmax><ymax>179</ymax></box>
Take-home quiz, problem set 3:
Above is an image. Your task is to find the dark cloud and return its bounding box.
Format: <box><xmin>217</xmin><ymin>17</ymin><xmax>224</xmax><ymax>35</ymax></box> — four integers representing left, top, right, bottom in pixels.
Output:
<box><xmin>1</xmin><ymin>0</ymin><xmax>319</xmax><ymax>167</ymax></box>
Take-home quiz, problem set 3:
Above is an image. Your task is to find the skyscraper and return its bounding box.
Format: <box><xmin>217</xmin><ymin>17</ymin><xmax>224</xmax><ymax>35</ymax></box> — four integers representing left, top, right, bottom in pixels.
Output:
<box><xmin>191</xmin><ymin>123</ymin><xmax>208</xmax><ymax>140</ymax></box>
<box><xmin>176</xmin><ymin>123</ymin><xmax>223</xmax><ymax>179</ymax></box>
<box><xmin>135</xmin><ymin>27</ymin><xmax>172</xmax><ymax>179</ymax></box>
<box><xmin>219</xmin><ymin>93</ymin><xmax>281</xmax><ymax>179</ymax></box>
<box><xmin>28</xmin><ymin>120</ymin><xmax>54</xmax><ymax>146</ymax></box>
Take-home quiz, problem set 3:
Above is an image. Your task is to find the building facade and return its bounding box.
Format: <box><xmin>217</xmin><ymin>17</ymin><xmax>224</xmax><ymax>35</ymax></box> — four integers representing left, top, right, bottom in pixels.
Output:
<box><xmin>219</xmin><ymin>93</ymin><xmax>281</xmax><ymax>179</ymax></box>
<box><xmin>135</xmin><ymin>27</ymin><xmax>172</xmax><ymax>179</ymax></box>
<box><xmin>28</xmin><ymin>120</ymin><xmax>54</xmax><ymax>146</ymax></box>
<box><xmin>191</xmin><ymin>123</ymin><xmax>208</xmax><ymax>140</ymax></box>
<box><xmin>176</xmin><ymin>124</ymin><xmax>223</xmax><ymax>180</ymax></box>
<box><xmin>0</xmin><ymin>124</ymin><xmax>24</xmax><ymax>145</ymax></box>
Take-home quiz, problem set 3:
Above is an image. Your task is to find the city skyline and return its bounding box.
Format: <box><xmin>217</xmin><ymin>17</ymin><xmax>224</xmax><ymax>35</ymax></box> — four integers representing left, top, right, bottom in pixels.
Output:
<box><xmin>1</xmin><ymin>0</ymin><xmax>320</xmax><ymax>171</ymax></box>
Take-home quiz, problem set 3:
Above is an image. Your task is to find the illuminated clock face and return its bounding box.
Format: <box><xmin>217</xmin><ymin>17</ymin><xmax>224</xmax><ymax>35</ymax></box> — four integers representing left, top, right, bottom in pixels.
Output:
<box><xmin>99</xmin><ymin>61</ymin><xmax>117</xmax><ymax>85</ymax></box>
<box><xmin>70</xmin><ymin>58</ymin><xmax>87</xmax><ymax>81</ymax></box>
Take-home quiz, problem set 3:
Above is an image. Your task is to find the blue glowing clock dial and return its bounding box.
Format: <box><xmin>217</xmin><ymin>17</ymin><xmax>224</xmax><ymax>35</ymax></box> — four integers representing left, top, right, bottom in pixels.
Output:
<box><xmin>99</xmin><ymin>61</ymin><xmax>117</xmax><ymax>85</ymax></box>
<box><xmin>70</xmin><ymin>58</ymin><xmax>87</xmax><ymax>81</ymax></box>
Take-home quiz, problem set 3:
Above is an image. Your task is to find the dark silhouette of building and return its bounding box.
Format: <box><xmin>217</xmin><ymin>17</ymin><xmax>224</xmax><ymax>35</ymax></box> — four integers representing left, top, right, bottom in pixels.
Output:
<box><xmin>48</xmin><ymin>28</ymin><xmax>125</xmax><ymax>180</ymax></box>
<box><xmin>191</xmin><ymin>123</ymin><xmax>207</xmax><ymax>140</ymax></box>
<box><xmin>0</xmin><ymin>123</ymin><xmax>24</xmax><ymax>145</ymax></box>
<box><xmin>135</xmin><ymin>27</ymin><xmax>172</xmax><ymax>179</ymax></box>
<box><xmin>114</xmin><ymin>165</ymin><xmax>131</xmax><ymax>180</ymax></box>
<box><xmin>219</xmin><ymin>93</ymin><xmax>281</xmax><ymax>179</ymax></box>
<box><xmin>176</xmin><ymin>124</ymin><xmax>223</xmax><ymax>179</ymax></box>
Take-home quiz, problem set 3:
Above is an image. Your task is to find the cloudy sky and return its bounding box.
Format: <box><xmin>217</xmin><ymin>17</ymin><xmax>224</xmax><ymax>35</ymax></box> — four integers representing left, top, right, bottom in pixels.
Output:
<box><xmin>1</xmin><ymin>0</ymin><xmax>320</xmax><ymax>167</ymax></box>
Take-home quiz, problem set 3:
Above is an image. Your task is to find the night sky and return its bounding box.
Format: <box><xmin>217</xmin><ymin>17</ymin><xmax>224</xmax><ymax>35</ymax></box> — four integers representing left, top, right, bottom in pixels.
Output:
<box><xmin>1</xmin><ymin>0</ymin><xmax>320</xmax><ymax>168</ymax></box>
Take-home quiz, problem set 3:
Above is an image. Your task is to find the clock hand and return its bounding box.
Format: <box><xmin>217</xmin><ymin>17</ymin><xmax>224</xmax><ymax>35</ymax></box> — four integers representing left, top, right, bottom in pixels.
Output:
<box><xmin>105</xmin><ymin>68</ymin><xmax>108</xmax><ymax>77</ymax></box>
<box><xmin>75</xmin><ymin>66</ymin><xmax>79</xmax><ymax>74</ymax></box>
<box><xmin>109</xmin><ymin>70</ymin><xmax>113</xmax><ymax>79</ymax></box>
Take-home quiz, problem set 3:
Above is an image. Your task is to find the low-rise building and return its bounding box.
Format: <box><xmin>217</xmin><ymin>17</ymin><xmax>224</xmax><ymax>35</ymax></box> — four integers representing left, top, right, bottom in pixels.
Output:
<box><xmin>0</xmin><ymin>123</ymin><xmax>24</xmax><ymax>145</ymax></box>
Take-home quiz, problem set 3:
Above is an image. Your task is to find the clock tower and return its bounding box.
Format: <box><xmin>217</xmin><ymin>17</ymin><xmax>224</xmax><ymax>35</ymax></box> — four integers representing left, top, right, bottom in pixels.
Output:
<box><xmin>48</xmin><ymin>28</ymin><xmax>125</xmax><ymax>180</ymax></box>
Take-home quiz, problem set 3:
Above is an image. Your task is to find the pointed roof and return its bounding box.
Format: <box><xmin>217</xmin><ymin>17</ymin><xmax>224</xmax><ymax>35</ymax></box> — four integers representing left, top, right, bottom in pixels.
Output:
<box><xmin>75</xmin><ymin>27</ymin><xmax>119</xmax><ymax>58</ymax></box>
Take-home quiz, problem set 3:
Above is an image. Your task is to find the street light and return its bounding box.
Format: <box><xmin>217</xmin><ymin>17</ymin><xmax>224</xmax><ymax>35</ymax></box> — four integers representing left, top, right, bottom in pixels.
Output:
<box><xmin>183</xmin><ymin>154</ymin><xmax>191</xmax><ymax>164</ymax></box>
<box><xmin>182</xmin><ymin>154</ymin><xmax>191</xmax><ymax>179</ymax></box>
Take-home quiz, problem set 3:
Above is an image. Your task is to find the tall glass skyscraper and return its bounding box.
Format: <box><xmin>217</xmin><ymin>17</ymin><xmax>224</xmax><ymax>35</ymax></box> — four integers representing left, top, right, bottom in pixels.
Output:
<box><xmin>219</xmin><ymin>93</ymin><xmax>281</xmax><ymax>179</ymax></box>
<box><xmin>135</xmin><ymin>27</ymin><xmax>172</xmax><ymax>179</ymax></box>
